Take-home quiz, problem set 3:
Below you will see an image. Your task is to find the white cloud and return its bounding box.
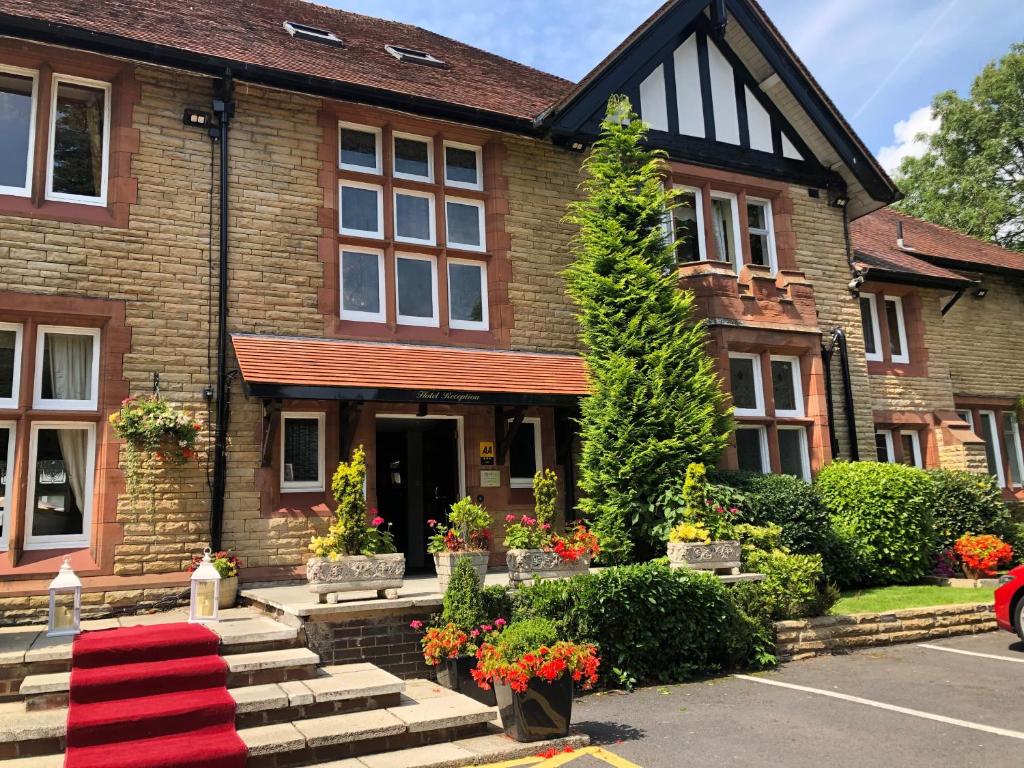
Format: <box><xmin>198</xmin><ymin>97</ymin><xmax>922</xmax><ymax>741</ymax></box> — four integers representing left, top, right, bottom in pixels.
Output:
<box><xmin>875</xmin><ymin>105</ymin><xmax>939</xmax><ymax>175</ymax></box>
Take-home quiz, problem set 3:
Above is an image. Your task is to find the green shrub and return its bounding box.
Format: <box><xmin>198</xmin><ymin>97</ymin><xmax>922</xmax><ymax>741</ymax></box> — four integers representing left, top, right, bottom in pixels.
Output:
<box><xmin>440</xmin><ymin>557</ymin><xmax>486</xmax><ymax>629</ymax></box>
<box><xmin>928</xmin><ymin>469</ymin><xmax>1014</xmax><ymax>550</ymax></box>
<box><xmin>495</xmin><ymin>618</ymin><xmax>560</xmax><ymax>658</ymax></box>
<box><xmin>744</xmin><ymin>549</ymin><xmax>836</xmax><ymax>620</ymax></box>
<box><xmin>653</xmin><ymin>470</ymin><xmax>749</xmax><ymax>544</ymax></box>
<box><xmin>816</xmin><ymin>461</ymin><xmax>935</xmax><ymax>587</ymax></box>
<box><xmin>733</xmin><ymin>523</ymin><xmax>784</xmax><ymax>562</ymax></box>
<box><xmin>481</xmin><ymin>584</ymin><xmax>514</xmax><ymax>622</ymax></box>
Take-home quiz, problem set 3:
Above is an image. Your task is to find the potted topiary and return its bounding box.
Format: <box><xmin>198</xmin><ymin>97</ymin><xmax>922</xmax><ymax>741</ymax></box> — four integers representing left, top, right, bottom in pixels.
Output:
<box><xmin>188</xmin><ymin>550</ymin><xmax>242</xmax><ymax>608</ymax></box>
<box><xmin>428</xmin><ymin>496</ymin><xmax>492</xmax><ymax>591</ymax></box>
<box><xmin>504</xmin><ymin>469</ymin><xmax>600</xmax><ymax>586</ymax></box>
<box><xmin>665</xmin><ymin>463</ymin><xmax>740</xmax><ymax>573</ymax></box>
<box><xmin>307</xmin><ymin>446</ymin><xmax>404</xmax><ymax>602</ymax></box>
<box><xmin>471</xmin><ymin>617</ymin><xmax>599</xmax><ymax>742</ymax></box>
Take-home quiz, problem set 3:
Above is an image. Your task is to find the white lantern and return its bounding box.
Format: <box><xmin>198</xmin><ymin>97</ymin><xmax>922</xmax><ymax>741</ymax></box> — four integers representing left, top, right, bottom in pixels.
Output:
<box><xmin>189</xmin><ymin>548</ymin><xmax>221</xmax><ymax>624</ymax></box>
<box><xmin>47</xmin><ymin>557</ymin><xmax>82</xmax><ymax>637</ymax></box>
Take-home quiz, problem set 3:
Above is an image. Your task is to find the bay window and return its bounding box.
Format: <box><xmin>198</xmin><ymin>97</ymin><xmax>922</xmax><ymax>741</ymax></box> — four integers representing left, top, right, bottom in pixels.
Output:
<box><xmin>746</xmin><ymin>199</ymin><xmax>777</xmax><ymax>273</ymax></box>
<box><xmin>668</xmin><ymin>187</ymin><xmax>705</xmax><ymax>264</ymax></box>
<box><xmin>770</xmin><ymin>355</ymin><xmax>803</xmax><ymax>417</ymax></box>
<box><xmin>875</xmin><ymin>430</ymin><xmax>894</xmax><ymax>463</ymax></box>
<box><xmin>710</xmin><ymin>192</ymin><xmax>741</xmax><ymax>269</ymax></box>
<box><xmin>0</xmin><ymin>66</ymin><xmax>37</xmax><ymax>197</ymax></box>
<box><xmin>728</xmin><ymin>353</ymin><xmax>764</xmax><ymax>416</ymax></box>
<box><xmin>280</xmin><ymin>412</ymin><xmax>325</xmax><ymax>493</ymax></box>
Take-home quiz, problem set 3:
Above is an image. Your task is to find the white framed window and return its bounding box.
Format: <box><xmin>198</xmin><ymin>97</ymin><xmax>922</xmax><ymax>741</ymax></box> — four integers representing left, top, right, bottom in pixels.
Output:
<box><xmin>395</xmin><ymin>253</ymin><xmax>439</xmax><ymax>326</ymax></box>
<box><xmin>392</xmin><ymin>132</ymin><xmax>433</xmax><ymax>182</ymax></box>
<box><xmin>394</xmin><ymin>188</ymin><xmax>436</xmax><ymax>245</ymax></box>
<box><xmin>0</xmin><ymin>422</ymin><xmax>15</xmax><ymax>551</ymax></box>
<box><xmin>978</xmin><ymin>410</ymin><xmax>1006</xmax><ymax>487</ymax></box>
<box><xmin>339</xmin><ymin>122</ymin><xmax>381</xmax><ymax>174</ymax></box>
<box><xmin>884</xmin><ymin>295</ymin><xmax>910</xmax><ymax>364</ymax></box>
<box><xmin>746</xmin><ymin>197</ymin><xmax>777</xmax><ymax>273</ymax></box>
<box><xmin>735</xmin><ymin>425</ymin><xmax>769</xmax><ymax>474</ymax></box>
<box><xmin>443</xmin><ymin>141</ymin><xmax>483</xmax><ymax>190</ymax></box>
<box><xmin>875</xmin><ymin>429</ymin><xmax>894</xmax><ymax>463</ymax></box>
<box><xmin>957</xmin><ymin>409</ymin><xmax>974</xmax><ymax>430</ymax></box>
<box><xmin>769</xmin><ymin>355</ymin><xmax>803</xmax><ymax>417</ymax></box>
<box><xmin>860</xmin><ymin>294</ymin><xmax>882</xmax><ymax>362</ymax></box>
<box><xmin>24</xmin><ymin>421</ymin><xmax>96</xmax><ymax>550</ymax></box>
<box><xmin>709</xmin><ymin>191</ymin><xmax>742</xmax><ymax>271</ymax></box>
<box><xmin>0</xmin><ymin>322</ymin><xmax>24</xmax><ymax>409</ymax></box>
<box><xmin>45</xmin><ymin>75</ymin><xmax>111</xmax><ymax>206</ymax></box>
<box><xmin>1002</xmin><ymin>412</ymin><xmax>1024</xmax><ymax>488</ymax></box>
<box><xmin>340</xmin><ymin>247</ymin><xmax>386</xmax><ymax>323</ymax></box>
<box><xmin>899</xmin><ymin>430</ymin><xmax>923</xmax><ymax>468</ymax></box>
<box><xmin>33</xmin><ymin>326</ymin><xmax>100</xmax><ymax>411</ymax></box>
<box><xmin>728</xmin><ymin>352</ymin><xmax>764</xmax><ymax>417</ymax></box>
<box><xmin>280</xmin><ymin>412</ymin><xmax>325</xmax><ymax>493</ymax></box>
<box><xmin>666</xmin><ymin>186</ymin><xmax>706</xmax><ymax>263</ymax></box>
<box><xmin>448</xmin><ymin>258</ymin><xmax>489</xmax><ymax>331</ymax></box>
<box><xmin>385</xmin><ymin>44</ymin><xmax>446</xmax><ymax>68</ymax></box>
<box><xmin>778</xmin><ymin>425</ymin><xmax>810</xmax><ymax>481</ymax></box>
<box><xmin>509</xmin><ymin>417</ymin><xmax>542</xmax><ymax>488</ymax></box>
<box><xmin>339</xmin><ymin>180</ymin><xmax>384</xmax><ymax>238</ymax></box>
<box><xmin>0</xmin><ymin>65</ymin><xmax>38</xmax><ymax>198</ymax></box>
<box><xmin>284</xmin><ymin>21</ymin><xmax>342</xmax><ymax>47</ymax></box>
<box><xmin>445</xmin><ymin>196</ymin><xmax>486</xmax><ymax>252</ymax></box>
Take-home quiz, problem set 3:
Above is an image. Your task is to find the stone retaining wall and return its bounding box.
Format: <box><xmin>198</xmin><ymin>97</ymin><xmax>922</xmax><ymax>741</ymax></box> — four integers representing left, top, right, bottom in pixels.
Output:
<box><xmin>775</xmin><ymin>602</ymin><xmax>996</xmax><ymax>661</ymax></box>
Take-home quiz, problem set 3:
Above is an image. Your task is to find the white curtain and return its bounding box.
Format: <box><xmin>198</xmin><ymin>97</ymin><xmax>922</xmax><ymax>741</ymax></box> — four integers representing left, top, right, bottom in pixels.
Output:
<box><xmin>712</xmin><ymin>204</ymin><xmax>730</xmax><ymax>264</ymax></box>
<box><xmin>47</xmin><ymin>333</ymin><xmax>91</xmax><ymax>401</ymax></box>
<box><xmin>55</xmin><ymin>428</ymin><xmax>87</xmax><ymax>514</ymax></box>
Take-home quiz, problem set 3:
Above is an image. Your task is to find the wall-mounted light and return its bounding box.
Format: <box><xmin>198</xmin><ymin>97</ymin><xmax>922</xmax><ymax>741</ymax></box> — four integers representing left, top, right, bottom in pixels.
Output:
<box><xmin>570</xmin><ymin>141</ymin><xmax>586</xmax><ymax>151</ymax></box>
<box><xmin>973</xmin><ymin>286</ymin><xmax>989</xmax><ymax>299</ymax></box>
<box><xmin>182</xmin><ymin>108</ymin><xmax>213</xmax><ymax>128</ymax></box>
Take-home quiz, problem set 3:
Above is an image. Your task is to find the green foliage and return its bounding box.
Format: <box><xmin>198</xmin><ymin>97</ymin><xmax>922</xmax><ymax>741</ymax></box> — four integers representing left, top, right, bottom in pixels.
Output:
<box><xmin>564</xmin><ymin>96</ymin><xmax>731</xmax><ymax>563</ymax></box>
<box><xmin>894</xmin><ymin>43</ymin><xmax>1024</xmax><ymax>252</ymax></box>
<box><xmin>732</xmin><ymin>522</ymin><xmax>784</xmax><ymax>562</ymax></box>
<box><xmin>744</xmin><ymin>549</ymin><xmax>836</xmax><ymax>620</ymax></box>
<box><xmin>534</xmin><ymin>468</ymin><xmax>558</xmax><ymax>524</ymax></box>
<box><xmin>927</xmin><ymin>469</ymin><xmax>1014</xmax><ymax>551</ymax></box>
<box><xmin>503</xmin><ymin>469</ymin><xmax>563</xmax><ymax>550</ymax></box>
<box><xmin>511</xmin><ymin>560</ymin><xmax>774</xmax><ymax>687</ymax></box>
<box><xmin>440</xmin><ymin>557</ymin><xmax>487</xmax><ymax>630</ymax></box>
<box><xmin>481</xmin><ymin>584</ymin><xmax>514</xmax><ymax>622</ymax></box>
<box><xmin>816</xmin><ymin>462</ymin><xmax>935</xmax><ymax>588</ymax></box>
<box><xmin>653</xmin><ymin>470</ymin><xmax>747</xmax><ymax>544</ymax></box>
<box><xmin>427</xmin><ymin>497</ymin><xmax>491</xmax><ymax>553</ymax></box>
<box><xmin>667</xmin><ymin>521</ymin><xmax>710</xmax><ymax>543</ymax></box>
<box><xmin>310</xmin><ymin>446</ymin><xmax>396</xmax><ymax>557</ymax></box>
<box><xmin>494</xmin><ymin>618</ymin><xmax>560</xmax><ymax>659</ymax></box>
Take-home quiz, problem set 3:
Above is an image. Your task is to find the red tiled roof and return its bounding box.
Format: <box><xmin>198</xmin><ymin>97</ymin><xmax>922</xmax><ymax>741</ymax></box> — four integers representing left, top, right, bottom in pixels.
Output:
<box><xmin>232</xmin><ymin>335</ymin><xmax>590</xmax><ymax>397</ymax></box>
<box><xmin>851</xmin><ymin>208</ymin><xmax>1024</xmax><ymax>277</ymax></box>
<box><xmin>0</xmin><ymin>0</ymin><xmax>572</xmax><ymax>122</ymax></box>
<box><xmin>852</xmin><ymin>249</ymin><xmax>969</xmax><ymax>286</ymax></box>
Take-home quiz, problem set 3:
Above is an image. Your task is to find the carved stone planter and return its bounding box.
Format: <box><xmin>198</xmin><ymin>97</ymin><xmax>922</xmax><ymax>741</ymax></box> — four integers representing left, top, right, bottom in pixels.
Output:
<box><xmin>667</xmin><ymin>540</ymin><xmax>741</xmax><ymax>573</ymax></box>
<box><xmin>506</xmin><ymin>549</ymin><xmax>590</xmax><ymax>587</ymax></box>
<box><xmin>433</xmin><ymin>550</ymin><xmax>489</xmax><ymax>592</ymax></box>
<box><xmin>306</xmin><ymin>553</ymin><xmax>406</xmax><ymax>603</ymax></box>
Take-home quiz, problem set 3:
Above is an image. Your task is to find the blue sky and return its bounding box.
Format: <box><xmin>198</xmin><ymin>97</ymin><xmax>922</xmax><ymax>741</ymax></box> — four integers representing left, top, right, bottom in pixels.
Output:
<box><xmin>326</xmin><ymin>0</ymin><xmax>1024</xmax><ymax>174</ymax></box>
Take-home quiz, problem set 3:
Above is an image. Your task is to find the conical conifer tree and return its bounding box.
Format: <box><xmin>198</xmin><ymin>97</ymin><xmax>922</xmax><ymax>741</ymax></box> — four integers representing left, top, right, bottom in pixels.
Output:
<box><xmin>564</xmin><ymin>95</ymin><xmax>732</xmax><ymax>563</ymax></box>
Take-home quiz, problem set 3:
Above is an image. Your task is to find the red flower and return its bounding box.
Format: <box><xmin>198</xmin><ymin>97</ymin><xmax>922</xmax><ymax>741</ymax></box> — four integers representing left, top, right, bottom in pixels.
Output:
<box><xmin>505</xmin><ymin>514</ymin><xmax>517</xmax><ymax>523</ymax></box>
<box><xmin>371</xmin><ymin>516</ymin><xmax>385</xmax><ymax>527</ymax></box>
<box><xmin>427</xmin><ymin>519</ymin><xmax>438</xmax><ymax>527</ymax></box>
<box><xmin>409</xmin><ymin>620</ymin><xmax>424</xmax><ymax>631</ymax></box>
<box><xmin>954</xmin><ymin>533</ymin><xmax>1013</xmax><ymax>577</ymax></box>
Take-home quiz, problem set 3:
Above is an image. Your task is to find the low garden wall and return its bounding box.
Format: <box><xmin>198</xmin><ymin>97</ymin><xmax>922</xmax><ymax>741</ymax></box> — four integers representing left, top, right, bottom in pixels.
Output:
<box><xmin>774</xmin><ymin>602</ymin><xmax>996</xmax><ymax>661</ymax></box>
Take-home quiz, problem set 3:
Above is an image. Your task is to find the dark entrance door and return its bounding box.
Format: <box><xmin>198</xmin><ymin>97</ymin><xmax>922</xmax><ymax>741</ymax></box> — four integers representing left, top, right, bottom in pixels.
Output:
<box><xmin>375</xmin><ymin>418</ymin><xmax>460</xmax><ymax>570</ymax></box>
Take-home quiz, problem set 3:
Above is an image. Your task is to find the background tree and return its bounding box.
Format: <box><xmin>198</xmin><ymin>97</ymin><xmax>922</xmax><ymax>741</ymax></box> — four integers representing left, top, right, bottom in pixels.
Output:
<box><xmin>895</xmin><ymin>43</ymin><xmax>1024</xmax><ymax>252</ymax></box>
<box><xmin>564</xmin><ymin>95</ymin><xmax>732</xmax><ymax>563</ymax></box>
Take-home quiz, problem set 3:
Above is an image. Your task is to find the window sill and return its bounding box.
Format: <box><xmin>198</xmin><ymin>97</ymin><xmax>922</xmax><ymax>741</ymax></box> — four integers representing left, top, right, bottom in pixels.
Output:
<box><xmin>867</xmin><ymin>360</ymin><xmax>928</xmax><ymax>377</ymax></box>
<box><xmin>0</xmin><ymin>547</ymin><xmax>97</xmax><ymax>577</ymax></box>
<box><xmin>0</xmin><ymin>193</ymin><xmax>127</xmax><ymax>228</ymax></box>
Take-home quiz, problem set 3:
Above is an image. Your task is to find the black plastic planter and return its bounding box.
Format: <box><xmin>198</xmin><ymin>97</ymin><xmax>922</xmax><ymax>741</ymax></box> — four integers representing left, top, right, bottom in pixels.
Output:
<box><xmin>435</xmin><ymin>655</ymin><xmax>497</xmax><ymax>707</ymax></box>
<box><xmin>494</xmin><ymin>675</ymin><xmax>573</xmax><ymax>742</ymax></box>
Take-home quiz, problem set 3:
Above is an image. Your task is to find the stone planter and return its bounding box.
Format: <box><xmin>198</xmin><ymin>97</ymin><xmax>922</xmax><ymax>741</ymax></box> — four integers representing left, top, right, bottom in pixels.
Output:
<box><xmin>667</xmin><ymin>540</ymin><xmax>741</xmax><ymax>573</ymax></box>
<box><xmin>435</xmin><ymin>655</ymin><xmax>497</xmax><ymax>707</ymax></box>
<box><xmin>494</xmin><ymin>675</ymin><xmax>573</xmax><ymax>742</ymax></box>
<box><xmin>219</xmin><ymin>575</ymin><xmax>238</xmax><ymax>609</ymax></box>
<box><xmin>506</xmin><ymin>549</ymin><xmax>590</xmax><ymax>587</ymax></box>
<box><xmin>433</xmin><ymin>550</ymin><xmax>489</xmax><ymax>592</ymax></box>
<box><xmin>306</xmin><ymin>553</ymin><xmax>406</xmax><ymax>603</ymax></box>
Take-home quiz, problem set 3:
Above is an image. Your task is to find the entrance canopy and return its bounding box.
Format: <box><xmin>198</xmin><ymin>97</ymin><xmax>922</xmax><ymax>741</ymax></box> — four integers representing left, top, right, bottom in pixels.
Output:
<box><xmin>232</xmin><ymin>334</ymin><xmax>590</xmax><ymax>407</ymax></box>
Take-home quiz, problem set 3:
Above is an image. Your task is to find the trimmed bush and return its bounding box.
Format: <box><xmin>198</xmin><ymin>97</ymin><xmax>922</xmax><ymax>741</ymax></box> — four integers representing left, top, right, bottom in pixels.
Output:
<box><xmin>928</xmin><ymin>469</ymin><xmax>1014</xmax><ymax>551</ymax></box>
<box><xmin>440</xmin><ymin>557</ymin><xmax>486</xmax><ymax>629</ymax></box>
<box><xmin>494</xmin><ymin>618</ymin><xmax>560</xmax><ymax>658</ymax></box>
<box><xmin>481</xmin><ymin>584</ymin><xmax>514</xmax><ymax>622</ymax></box>
<box><xmin>743</xmin><ymin>549</ymin><xmax>836</xmax><ymax>620</ymax></box>
<box><xmin>816</xmin><ymin>461</ymin><xmax>936</xmax><ymax>587</ymax></box>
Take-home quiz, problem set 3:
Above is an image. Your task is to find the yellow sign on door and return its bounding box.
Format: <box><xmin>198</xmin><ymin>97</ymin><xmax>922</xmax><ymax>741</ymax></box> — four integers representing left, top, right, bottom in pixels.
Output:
<box><xmin>479</xmin><ymin>441</ymin><xmax>495</xmax><ymax>465</ymax></box>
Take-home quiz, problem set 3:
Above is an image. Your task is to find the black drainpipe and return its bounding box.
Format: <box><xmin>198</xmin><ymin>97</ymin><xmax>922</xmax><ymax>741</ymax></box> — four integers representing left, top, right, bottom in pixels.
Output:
<box><xmin>821</xmin><ymin>327</ymin><xmax>860</xmax><ymax>461</ymax></box>
<box><xmin>209</xmin><ymin>72</ymin><xmax>235</xmax><ymax>551</ymax></box>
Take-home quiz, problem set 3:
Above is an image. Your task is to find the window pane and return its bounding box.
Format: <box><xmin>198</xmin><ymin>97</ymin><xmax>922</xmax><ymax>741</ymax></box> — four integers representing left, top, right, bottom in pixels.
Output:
<box><xmin>778</xmin><ymin>428</ymin><xmax>807</xmax><ymax>479</ymax></box>
<box><xmin>672</xmin><ymin>193</ymin><xmax>700</xmax><ymax>263</ymax></box>
<box><xmin>980</xmin><ymin>413</ymin><xmax>1002</xmax><ymax>481</ymax></box>
<box><xmin>746</xmin><ymin>203</ymin><xmax>769</xmax><ymax>267</ymax></box>
<box><xmin>735</xmin><ymin>429</ymin><xmax>765</xmax><ymax>473</ymax></box>
<box><xmin>51</xmin><ymin>82</ymin><xmax>106</xmax><ymax>198</ymax></box>
<box><xmin>746</xmin><ymin>202</ymin><xmax>766</xmax><ymax>230</ymax></box>
<box><xmin>509</xmin><ymin>422</ymin><xmax>537</xmax><ymax>480</ymax></box>
<box><xmin>446</xmin><ymin>200</ymin><xmax>482</xmax><ymax>247</ymax></box>
<box><xmin>710</xmin><ymin>197</ymin><xmax>736</xmax><ymax>264</ymax></box>
<box><xmin>0</xmin><ymin>427</ymin><xmax>9</xmax><ymax>535</ymax></box>
<box><xmin>860</xmin><ymin>297</ymin><xmax>877</xmax><ymax>355</ymax></box>
<box><xmin>283</xmin><ymin>418</ymin><xmax>319</xmax><ymax>484</ymax></box>
<box><xmin>0</xmin><ymin>73</ymin><xmax>33</xmax><ymax>190</ymax></box>
<box><xmin>340</xmin><ymin>127</ymin><xmax>377</xmax><ymax>169</ymax></box>
<box><xmin>395</xmin><ymin>193</ymin><xmax>431</xmax><ymax>241</ymax></box>
<box><xmin>341</xmin><ymin>251</ymin><xmax>380</xmax><ymax>315</ymax></box>
<box><xmin>875</xmin><ymin>432</ymin><xmax>891</xmax><ymax>462</ymax></box>
<box><xmin>749</xmin><ymin>233</ymin><xmax>769</xmax><ymax>266</ymax></box>
<box><xmin>394</xmin><ymin>137</ymin><xmax>430</xmax><ymax>178</ymax></box>
<box><xmin>445</xmin><ymin>145</ymin><xmax>478</xmax><ymax>186</ymax></box>
<box><xmin>885</xmin><ymin>299</ymin><xmax>904</xmax><ymax>358</ymax></box>
<box><xmin>41</xmin><ymin>332</ymin><xmax>94</xmax><ymax>402</ymax></box>
<box><xmin>729</xmin><ymin>356</ymin><xmax>759</xmax><ymax>411</ymax></box>
<box><xmin>396</xmin><ymin>258</ymin><xmax>434</xmax><ymax>318</ymax></box>
<box><xmin>0</xmin><ymin>329</ymin><xmax>16</xmax><ymax>399</ymax></box>
<box><xmin>449</xmin><ymin>262</ymin><xmax>484</xmax><ymax>323</ymax></box>
<box><xmin>771</xmin><ymin>359</ymin><xmax>797</xmax><ymax>413</ymax></box>
<box><xmin>899</xmin><ymin>433</ymin><xmax>919</xmax><ymax>467</ymax></box>
<box><xmin>31</xmin><ymin>427</ymin><xmax>87</xmax><ymax>537</ymax></box>
<box><xmin>1003</xmin><ymin>413</ymin><xmax>1023</xmax><ymax>486</ymax></box>
<box><xmin>340</xmin><ymin>185</ymin><xmax>379</xmax><ymax>234</ymax></box>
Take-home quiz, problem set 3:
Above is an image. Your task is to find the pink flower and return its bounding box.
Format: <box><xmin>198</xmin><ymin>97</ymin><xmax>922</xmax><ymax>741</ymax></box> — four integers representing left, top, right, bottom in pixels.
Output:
<box><xmin>729</xmin><ymin>507</ymin><xmax>739</xmax><ymax>515</ymax></box>
<box><xmin>505</xmin><ymin>514</ymin><xmax>517</xmax><ymax>523</ymax></box>
<box><xmin>716</xmin><ymin>506</ymin><xmax>725</xmax><ymax>514</ymax></box>
<box><xmin>409</xmin><ymin>620</ymin><xmax>424</xmax><ymax>630</ymax></box>
<box><xmin>542</xmin><ymin>523</ymin><xmax>552</xmax><ymax>531</ymax></box>
<box><xmin>495</xmin><ymin>618</ymin><xmax>506</xmax><ymax>628</ymax></box>
<box><xmin>481</xmin><ymin>624</ymin><xmax>493</xmax><ymax>632</ymax></box>
<box><xmin>470</xmin><ymin>629</ymin><xmax>480</xmax><ymax>638</ymax></box>
<box><xmin>427</xmin><ymin>519</ymin><xmax>438</xmax><ymax>527</ymax></box>
<box><xmin>372</xmin><ymin>516</ymin><xmax>385</xmax><ymax>527</ymax></box>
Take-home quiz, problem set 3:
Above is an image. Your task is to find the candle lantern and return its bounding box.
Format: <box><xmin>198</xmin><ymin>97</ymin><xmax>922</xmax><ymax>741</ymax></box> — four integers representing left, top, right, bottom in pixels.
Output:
<box><xmin>47</xmin><ymin>556</ymin><xmax>82</xmax><ymax>637</ymax></box>
<box><xmin>189</xmin><ymin>547</ymin><xmax>221</xmax><ymax>624</ymax></box>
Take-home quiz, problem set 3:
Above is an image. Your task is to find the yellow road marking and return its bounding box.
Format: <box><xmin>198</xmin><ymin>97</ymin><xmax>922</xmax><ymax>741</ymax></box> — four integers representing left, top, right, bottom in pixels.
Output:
<box><xmin>479</xmin><ymin>745</ymin><xmax>643</xmax><ymax>768</ymax></box>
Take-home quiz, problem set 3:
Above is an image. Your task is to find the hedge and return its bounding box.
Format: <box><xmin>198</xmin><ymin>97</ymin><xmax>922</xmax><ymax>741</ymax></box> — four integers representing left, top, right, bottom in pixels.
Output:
<box><xmin>928</xmin><ymin>469</ymin><xmax>1015</xmax><ymax>551</ymax></box>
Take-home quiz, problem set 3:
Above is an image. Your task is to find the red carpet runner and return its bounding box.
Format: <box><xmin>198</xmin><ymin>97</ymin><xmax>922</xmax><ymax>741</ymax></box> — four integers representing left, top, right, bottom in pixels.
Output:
<box><xmin>64</xmin><ymin>622</ymin><xmax>247</xmax><ymax>768</ymax></box>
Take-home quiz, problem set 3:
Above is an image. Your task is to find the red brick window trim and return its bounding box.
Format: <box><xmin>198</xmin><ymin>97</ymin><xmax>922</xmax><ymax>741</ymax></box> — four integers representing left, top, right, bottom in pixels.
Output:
<box><xmin>955</xmin><ymin>400</ymin><xmax>1024</xmax><ymax>493</ymax></box>
<box><xmin>860</xmin><ymin>284</ymin><xmax>927</xmax><ymax>376</ymax></box>
<box><xmin>0</xmin><ymin>40</ymin><xmax>139</xmax><ymax>228</ymax></box>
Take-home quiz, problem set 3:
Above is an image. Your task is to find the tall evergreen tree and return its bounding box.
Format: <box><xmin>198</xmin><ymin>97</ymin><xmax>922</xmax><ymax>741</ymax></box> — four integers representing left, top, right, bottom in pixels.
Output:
<box><xmin>564</xmin><ymin>96</ymin><xmax>732</xmax><ymax>564</ymax></box>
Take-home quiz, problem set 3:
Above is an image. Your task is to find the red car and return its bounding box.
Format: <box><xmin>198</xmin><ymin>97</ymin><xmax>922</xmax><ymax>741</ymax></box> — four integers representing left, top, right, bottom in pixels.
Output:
<box><xmin>995</xmin><ymin>564</ymin><xmax>1024</xmax><ymax>640</ymax></box>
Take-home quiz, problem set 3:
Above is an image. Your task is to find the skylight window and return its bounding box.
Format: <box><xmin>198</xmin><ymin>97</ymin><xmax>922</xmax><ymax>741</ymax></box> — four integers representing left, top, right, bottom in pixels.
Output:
<box><xmin>284</xmin><ymin>21</ymin><xmax>343</xmax><ymax>48</ymax></box>
<box><xmin>385</xmin><ymin>44</ymin><xmax>446</xmax><ymax>68</ymax></box>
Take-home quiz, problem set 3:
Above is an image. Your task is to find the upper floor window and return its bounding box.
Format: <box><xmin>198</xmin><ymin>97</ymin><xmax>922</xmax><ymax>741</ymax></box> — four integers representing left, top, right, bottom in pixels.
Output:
<box><xmin>393</xmin><ymin>133</ymin><xmax>433</xmax><ymax>181</ymax></box>
<box><xmin>339</xmin><ymin>123</ymin><xmax>382</xmax><ymax>173</ymax></box>
<box><xmin>46</xmin><ymin>77</ymin><xmax>111</xmax><ymax>205</ymax></box>
<box><xmin>443</xmin><ymin>142</ymin><xmax>482</xmax><ymax>190</ymax></box>
<box><xmin>34</xmin><ymin>326</ymin><xmax>101</xmax><ymax>411</ymax></box>
<box><xmin>860</xmin><ymin>292</ymin><xmax>910</xmax><ymax>365</ymax></box>
<box><xmin>746</xmin><ymin>199</ymin><xmax>777</xmax><ymax>273</ymax></box>
<box><xmin>0</xmin><ymin>66</ymin><xmax>37</xmax><ymax>197</ymax></box>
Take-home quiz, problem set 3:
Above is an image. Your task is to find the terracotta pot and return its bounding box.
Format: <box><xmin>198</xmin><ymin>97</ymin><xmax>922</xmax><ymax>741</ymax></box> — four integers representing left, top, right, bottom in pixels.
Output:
<box><xmin>432</xmin><ymin>550</ymin><xmax>489</xmax><ymax>592</ymax></box>
<box><xmin>505</xmin><ymin>549</ymin><xmax>590</xmax><ymax>587</ymax></box>
<box><xmin>306</xmin><ymin>553</ymin><xmax>406</xmax><ymax>603</ymax></box>
<box><xmin>494</xmin><ymin>675</ymin><xmax>573</xmax><ymax>742</ymax></box>
<box><xmin>435</xmin><ymin>655</ymin><xmax>496</xmax><ymax>707</ymax></box>
<box><xmin>218</xmin><ymin>575</ymin><xmax>238</xmax><ymax>609</ymax></box>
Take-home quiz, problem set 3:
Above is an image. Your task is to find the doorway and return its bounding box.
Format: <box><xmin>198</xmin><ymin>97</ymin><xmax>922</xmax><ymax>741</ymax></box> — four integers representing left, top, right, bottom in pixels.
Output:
<box><xmin>375</xmin><ymin>416</ymin><xmax>463</xmax><ymax>570</ymax></box>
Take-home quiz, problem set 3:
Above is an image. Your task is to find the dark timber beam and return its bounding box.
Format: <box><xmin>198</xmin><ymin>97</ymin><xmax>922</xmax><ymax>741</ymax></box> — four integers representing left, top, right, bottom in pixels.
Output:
<box><xmin>494</xmin><ymin>406</ymin><xmax>526</xmax><ymax>466</ymax></box>
<box><xmin>259</xmin><ymin>399</ymin><xmax>282</xmax><ymax>468</ymax></box>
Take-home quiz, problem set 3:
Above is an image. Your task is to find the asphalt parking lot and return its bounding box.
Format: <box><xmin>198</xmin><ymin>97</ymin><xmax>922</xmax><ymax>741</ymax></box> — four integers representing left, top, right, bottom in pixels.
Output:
<box><xmin>573</xmin><ymin>631</ymin><xmax>1024</xmax><ymax>767</ymax></box>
